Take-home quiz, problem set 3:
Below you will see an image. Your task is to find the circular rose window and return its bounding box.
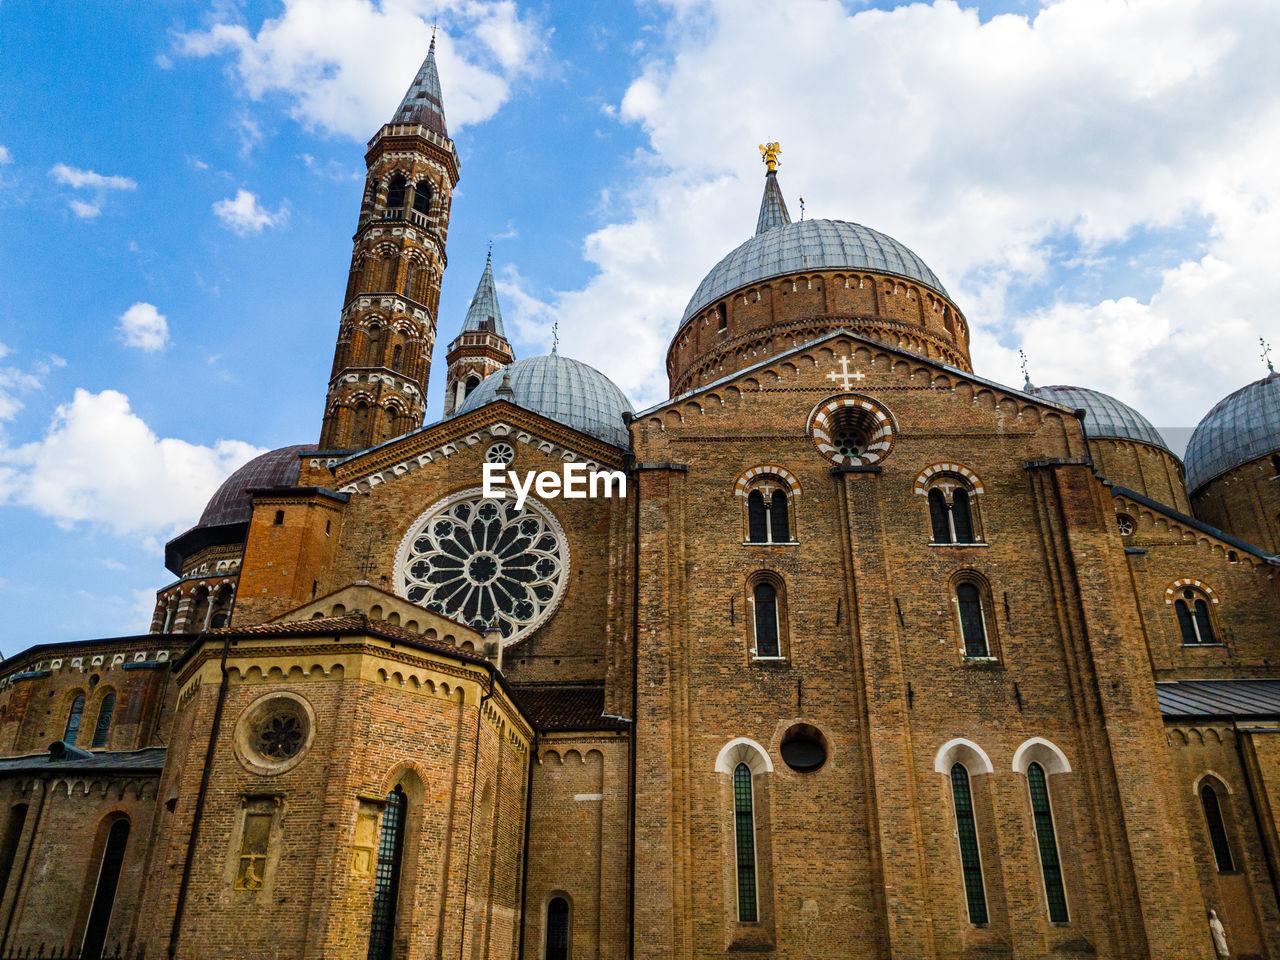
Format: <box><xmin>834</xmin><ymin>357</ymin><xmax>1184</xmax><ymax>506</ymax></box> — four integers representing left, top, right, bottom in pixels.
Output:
<box><xmin>808</xmin><ymin>394</ymin><xmax>895</xmax><ymax>467</ymax></box>
<box><xmin>234</xmin><ymin>693</ymin><xmax>315</xmax><ymax>775</ymax></box>
<box><xmin>395</xmin><ymin>489</ymin><xmax>569</xmax><ymax>645</ymax></box>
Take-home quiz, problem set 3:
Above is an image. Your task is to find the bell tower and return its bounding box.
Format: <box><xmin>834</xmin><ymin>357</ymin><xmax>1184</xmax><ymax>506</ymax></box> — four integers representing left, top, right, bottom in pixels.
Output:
<box><xmin>443</xmin><ymin>249</ymin><xmax>515</xmax><ymax>416</ymax></box>
<box><xmin>319</xmin><ymin>35</ymin><xmax>460</xmax><ymax>451</ymax></box>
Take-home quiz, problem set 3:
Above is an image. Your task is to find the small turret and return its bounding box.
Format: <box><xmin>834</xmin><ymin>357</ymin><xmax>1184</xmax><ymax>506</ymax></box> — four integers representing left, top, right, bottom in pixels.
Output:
<box><xmin>443</xmin><ymin>250</ymin><xmax>515</xmax><ymax>416</ymax></box>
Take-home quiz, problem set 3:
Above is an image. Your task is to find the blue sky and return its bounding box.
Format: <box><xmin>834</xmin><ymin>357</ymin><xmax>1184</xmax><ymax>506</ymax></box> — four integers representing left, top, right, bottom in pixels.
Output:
<box><xmin>2</xmin><ymin>0</ymin><xmax>1278</xmax><ymax>648</ymax></box>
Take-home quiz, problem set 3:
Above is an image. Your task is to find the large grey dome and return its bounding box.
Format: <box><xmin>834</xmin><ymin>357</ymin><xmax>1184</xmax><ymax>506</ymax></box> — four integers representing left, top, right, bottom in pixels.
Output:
<box><xmin>1185</xmin><ymin>371</ymin><xmax>1280</xmax><ymax>493</ymax></box>
<box><xmin>681</xmin><ymin>219</ymin><xmax>947</xmax><ymax>325</ymax></box>
<box><xmin>456</xmin><ymin>353</ymin><xmax>634</xmax><ymax>448</ymax></box>
<box><xmin>1029</xmin><ymin>385</ymin><xmax>1170</xmax><ymax>451</ymax></box>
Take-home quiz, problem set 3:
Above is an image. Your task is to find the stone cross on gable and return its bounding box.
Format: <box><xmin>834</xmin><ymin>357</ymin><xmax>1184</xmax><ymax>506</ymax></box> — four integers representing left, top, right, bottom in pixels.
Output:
<box><xmin>826</xmin><ymin>355</ymin><xmax>866</xmax><ymax>391</ymax></box>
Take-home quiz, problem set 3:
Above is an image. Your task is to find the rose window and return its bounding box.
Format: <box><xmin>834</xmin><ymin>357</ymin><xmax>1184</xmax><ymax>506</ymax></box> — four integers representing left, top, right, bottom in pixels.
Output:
<box><xmin>396</xmin><ymin>491</ymin><xmax>568</xmax><ymax>644</ymax></box>
<box><xmin>255</xmin><ymin>714</ymin><xmax>304</xmax><ymax>760</ymax></box>
<box><xmin>486</xmin><ymin>442</ymin><xmax>515</xmax><ymax>464</ymax></box>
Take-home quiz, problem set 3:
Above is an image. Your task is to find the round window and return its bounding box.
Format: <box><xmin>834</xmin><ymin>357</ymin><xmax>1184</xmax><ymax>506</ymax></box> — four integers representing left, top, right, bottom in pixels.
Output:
<box><xmin>234</xmin><ymin>693</ymin><xmax>315</xmax><ymax>775</ymax></box>
<box><xmin>1116</xmin><ymin>513</ymin><xmax>1136</xmax><ymax>536</ymax></box>
<box><xmin>808</xmin><ymin>394</ymin><xmax>894</xmax><ymax>467</ymax></box>
<box><xmin>486</xmin><ymin>442</ymin><xmax>515</xmax><ymax>465</ymax></box>
<box><xmin>780</xmin><ymin>725</ymin><xmax>829</xmax><ymax>772</ymax></box>
<box><xmin>395</xmin><ymin>489</ymin><xmax>570</xmax><ymax>645</ymax></box>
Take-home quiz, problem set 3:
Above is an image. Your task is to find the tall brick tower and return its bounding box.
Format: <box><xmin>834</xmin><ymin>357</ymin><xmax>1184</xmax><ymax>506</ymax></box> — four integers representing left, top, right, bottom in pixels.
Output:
<box><xmin>319</xmin><ymin>35</ymin><xmax>460</xmax><ymax>451</ymax></box>
<box><xmin>442</xmin><ymin>249</ymin><xmax>515</xmax><ymax>416</ymax></box>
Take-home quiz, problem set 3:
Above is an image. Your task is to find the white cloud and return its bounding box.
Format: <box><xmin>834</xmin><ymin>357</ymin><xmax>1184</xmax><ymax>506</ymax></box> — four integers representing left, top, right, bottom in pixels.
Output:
<box><xmin>175</xmin><ymin>0</ymin><xmax>547</xmax><ymax>139</ymax></box>
<box><xmin>499</xmin><ymin>0</ymin><xmax>1280</xmax><ymax>429</ymax></box>
<box><xmin>49</xmin><ymin>163</ymin><xmax>137</xmax><ymax>218</ymax></box>
<box><xmin>213</xmin><ymin>189</ymin><xmax>289</xmax><ymax>235</ymax></box>
<box><xmin>0</xmin><ymin>389</ymin><xmax>265</xmax><ymax>539</ymax></box>
<box><xmin>117</xmin><ymin>302</ymin><xmax>171</xmax><ymax>352</ymax></box>
<box><xmin>0</xmin><ymin>345</ymin><xmax>51</xmax><ymax>423</ymax></box>
<box><xmin>0</xmin><ymin>146</ymin><xmax>11</xmax><ymax>164</ymax></box>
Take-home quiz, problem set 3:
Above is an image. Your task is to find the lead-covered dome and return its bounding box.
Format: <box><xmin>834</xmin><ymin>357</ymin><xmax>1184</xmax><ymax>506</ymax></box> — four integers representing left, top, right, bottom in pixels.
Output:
<box><xmin>1185</xmin><ymin>370</ymin><xmax>1280</xmax><ymax>493</ymax></box>
<box><xmin>681</xmin><ymin>219</ymin><xmax>948</xmax><ymax>325</ymax></box>
<box><xmin>456</xmin><ymin>353</ymin><xmax>634</xmax><ymax>448</ymax></box>
<box><xmin>1028</xmin><ymin>385</ymin><xmax>1170</xmax><ymax>451</ymax></box>
<box><xmin>199</xmin><ymin>444</ymin><xmax>315</xmax><ymax>526</ymax></box>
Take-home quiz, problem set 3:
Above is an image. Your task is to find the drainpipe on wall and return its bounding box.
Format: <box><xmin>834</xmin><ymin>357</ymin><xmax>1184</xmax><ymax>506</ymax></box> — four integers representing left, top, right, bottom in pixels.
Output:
<box><xmin>516</xmin><ymin>729</ymin><xmax>538</xmax><ymax>960</ymax></box>
<box><xmin>457</xmin><ymin>663</ymin><xmax>495</xmax><ymax>960</ymax></box>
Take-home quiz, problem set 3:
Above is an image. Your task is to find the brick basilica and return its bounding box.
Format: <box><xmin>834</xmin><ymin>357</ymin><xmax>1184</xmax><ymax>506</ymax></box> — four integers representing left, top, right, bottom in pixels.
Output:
<box><xmin>2</xmin><ymin>39</ymin><xmax>1280</xmax><ymax>960</ymax></box>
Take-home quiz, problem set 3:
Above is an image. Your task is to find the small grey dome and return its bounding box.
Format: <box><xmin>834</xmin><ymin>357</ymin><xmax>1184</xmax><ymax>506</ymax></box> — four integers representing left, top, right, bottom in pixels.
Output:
<box><xmin>681</xmin><ymin>219</ymin><xmax>947</xmax><ymax>326</ymax></box>
<box><xmin>456</xmin><ymin>353</ymin><xmax>634</xmax><ymax>448</ymax></box>
<box><xmin>199</xmin><ymin>444</ymin><xmax>315</xmax><ymax>527</ymax></box>
<box><xmin>1185</xmin><ymin>371</ymin><xmax>1280</xmax><ymax>493</ymax></box>
<box><xmin>1029</xmin><ymin>385</ymin><xmax>1170</xmax><ymax>451</ymax></box>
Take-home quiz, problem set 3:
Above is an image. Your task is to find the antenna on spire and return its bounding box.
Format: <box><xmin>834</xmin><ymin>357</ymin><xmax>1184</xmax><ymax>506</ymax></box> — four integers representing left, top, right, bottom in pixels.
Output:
<box><xmin>487</xmin><ymin>241</ymin><xmax>492</xmax><ymax>262</ymax></box>
<box><xmin>1263</xmin><ymin>337</ymin><xmax>1275</xmax><ymax>375</ymax></box>
<box><xmin>552</xmin><ymin>321</ymin><xmax>559</xmax><ymax>355</ymax></box>
<box><xmin>1019</xmin><ymin>349</ymin><xmax>1034</xmax><ymax>391</ymax></box>
<box><xmin>431</xmin><ymin>22</ymin><xmax>437</xmax><ymax>42</ymax></box>
<box><xmin>799</xmin><ymin>197</ymin><xmax>805</xmax><ymax>220</ymax></box>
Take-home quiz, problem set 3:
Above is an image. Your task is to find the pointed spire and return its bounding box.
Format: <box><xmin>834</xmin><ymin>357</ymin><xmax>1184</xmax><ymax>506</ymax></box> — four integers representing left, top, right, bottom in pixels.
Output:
<box><xmin>461</xmin><ymin>249</ymin><xmax>504</xmax><ymax>337</ymax></box>
<box><xmin>755</xmin><ymin>142</ymin><xmax>791</xmax><ymax>235</ymax></box>
<box><xmin>393</xmin><ymin>32</ymin><xmax>448</xmax><ymax>137</ymax></box>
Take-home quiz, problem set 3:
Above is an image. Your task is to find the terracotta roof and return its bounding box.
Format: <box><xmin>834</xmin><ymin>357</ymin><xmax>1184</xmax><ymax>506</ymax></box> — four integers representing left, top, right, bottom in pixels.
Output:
<box><xmin>209</xmin><ymin>615</ymin><xmax>483</xmax><ymax>660</ymax></box>
<box><xmin>513</xmin><ymin>686</ymin><xmax>629</xmax><ymax>731</ymax></box>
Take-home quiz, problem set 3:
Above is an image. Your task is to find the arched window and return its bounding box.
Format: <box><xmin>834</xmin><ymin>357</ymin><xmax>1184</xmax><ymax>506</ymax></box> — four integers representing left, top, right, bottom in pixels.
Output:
<box><xmin>80</xmin><ymin>818</ymin><xmax>130</xmax><ymax>960</ymax></box>
<box><xmin>927</xmin><ymin>477</ymin><xmax>980</xmax><ymax>544</ymax></box>
<box><xmin>91</xmin><ymin>693</ymin><xmax>115</xmax><ymax>749</ymax></box>
<box><xmin>1027</xmin><ymin>762</ymin><xmax>1068</xmax><ymax>921</ymax></box>
<box><xmin>391</xmin><ymin>344</ymin><xmax>403</xmax><ymax>372</ymax></box>
<box><xmin>385</xmin><ymin>176</ymin><xmax>406</xmax><ymax>215</ymax></box>
<box><xmin>950</xmin><ymin>763</ymin><xmax>988</xmax><ymax>924</ymax></box>
<box><xmin>465</xmin><ymin>375</ymin><xmax>481</xmax><ymax>398</ymax></box>
<box><xmin>752</xmin><ymin>582</ymin><xmax>779</xmax><ymax>658</ymax></box>
<box><xmin>64</xmin><ymin>694</ymin><xmax>86</xmax><ymax>744</ymax></box>
<box><xmin>955</xmin><ymin>582</ymin><xmax>990</xmax><ymax>659</ymax></box>
<box><xmin>1175</xmin><ymin>589</ymin><xmax>1216</xmax><ymax>644</ymax></box>
<box><xmin>412</xmin><ymin>180</ymin><xmax>432</xmax><ymax>219</ymax></box>
<box><xmin>353</xmin><ymin>402</ymin><xmax>371</xmax><ymax>443</ymax></box>
<box><xmin>743</xmin><ymin>477</ymin><xmax>794</xmax><ymax>543</ymax></box>
<box><xmin>1200</xmin><ymin>783</ymin><xmax>1234</xmax><ymax>872</ymax></box>
<box><xmin>545</xmin><ymin>897</ymin><xmax>570</xmax><ymax>960</ymax></box>
<box><xmin>367</xmin><ymin>785</ymin><xmax>407</xmax><ymax>960</ymax></box>
<box><xmin>733</xmin><ymin>763</ymin><xmax>758</xmax><ymax>922</ymax></box>
<box><xmin>716</xmin><ymin>302</ymin><xmax>727</xmax><ymax>331</ymax></box>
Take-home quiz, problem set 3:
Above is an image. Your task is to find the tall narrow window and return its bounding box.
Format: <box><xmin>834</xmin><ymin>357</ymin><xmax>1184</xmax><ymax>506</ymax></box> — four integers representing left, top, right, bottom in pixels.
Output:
<box><xmin>546</xmin><ymin>897</ymin><xmax>570</xmax><ymax>960</ymax></box>
<box><xmin>80</xmin><ymin>818</ymin><xmax>130</xmax><ymax>960</ymax></box>
<box><xmin>0</xmin><ymin>804</ymin><xmax>29</xmax><ymax>904</ymax></box>
<box><xmin>952</xmin><ymin>489</ymin><xmax>975</xmax><ymax>544</ymax></box>
<box><xmin>747</xmin><ymin>491</ymin><xmax>767</xmax><ymax>542</ymax></box>
<box><xmin>956</xmin><ymin>584</ymin><xmax>989</xmax><ymax>658</ymax></box>
<box><xmin>64</xmin><ymin>694</ymin><xmax>86</xmax><ymax>745</ymax></box>
<box><xmin>91</xmin><ymin>693</ymin><xmax>115</xmax><ymax>749</ymax></box>
<box><xmin>929</xmin><ymin>489</ymin><xmax>950</xmax><ymax>542</ymax></box>
<box><xmin>367</xmin><ymin>785</ymin><xmax>407</xmax><ymax>960</ymax></box>
<box><xmin>385</xmin><ymin>176</ymin><xmax>406</xmax><ymax>213</ymax></box>
<box><xmin>950</xmin><ymin>763</ymin><xmax>988</xmax><ymax>924</ymax></box>
<box><xmin>1027</xmin><ymin>763</ymin><xmax>1068</xmax><ymax>921</ymax></box>
<box><xmin>391</xmin><ymin>345</ymin><xmax>403</xmax><ymax>372</ymax></box>
<box><xmin>412</xmin><ymin>181</ymin><xmax>432</xmax><ymax>218</ymax></box>
<box><xmin>1176</xmin><ymin>589</ymin><xmax>1217</xmax><ymax>644</ymax></box>
<box><xmin>733</xmin><ymin>763</ymin><xmax>758</xmax><ymax>922</ymax></box>
<box><xmin>769</xmin><ymin>491</ymin><xmax>790</xmax><ymax>542</ymax></box>
<box><xmin>1200</xmin><ymin>784</ymin><xmax>1234</xmax><ymax>872</ymax></box>
<box><xmin>465</xmin><ymin>376</ymin><xmax>481</xmax><ymax>398</ymax></box>
<box><xmin>716</xmin><ymin>302</ymin><xmax>728</xmax><ymax>331</ymax></box>
<box><xmin>752</xmin><ymin>582</ymin><xmax>779</xmax><ymax>658</ymax></box>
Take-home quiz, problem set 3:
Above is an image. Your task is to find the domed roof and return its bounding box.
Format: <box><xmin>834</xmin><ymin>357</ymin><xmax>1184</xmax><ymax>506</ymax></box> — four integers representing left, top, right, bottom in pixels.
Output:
<box><xmin>199</xmin><ymin>444</ymin><xmax>316</xmax><ymax>527</ymax></box>
<box><xmin>456</xmin><ymin>353</ymin><xmax>634</xmax><ymax>448</ymax></box>
<box><xmin>1028</xmin><ymin>384</ymin><xmax>1170</xmax><ymax>451</ymax></box>
<box><xmin>1185</xmin><ymin>370</ymin><xmax>1280</xmax><ymax>493</ymax></box>
<box><xmin>680</xmin><ymin>219</ymin><xmax>948</xmax><ymax>326</ymax></box>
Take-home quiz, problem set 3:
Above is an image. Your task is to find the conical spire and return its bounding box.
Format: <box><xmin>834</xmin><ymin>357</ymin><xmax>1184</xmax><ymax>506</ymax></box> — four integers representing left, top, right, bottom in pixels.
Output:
<box><xmin>462</xmin><ymin>250</ymin><xmax>505</xmax><ymax>337</ymax></box>
<box><xmin>393</xmin><ymin>33</ymin><xmax>448</xmax><ymax>137</ymax></box>
<box><xmin>755</xmin><ymin>142</ymin><xmax>791</xmax><ymax>235</ymax></box>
